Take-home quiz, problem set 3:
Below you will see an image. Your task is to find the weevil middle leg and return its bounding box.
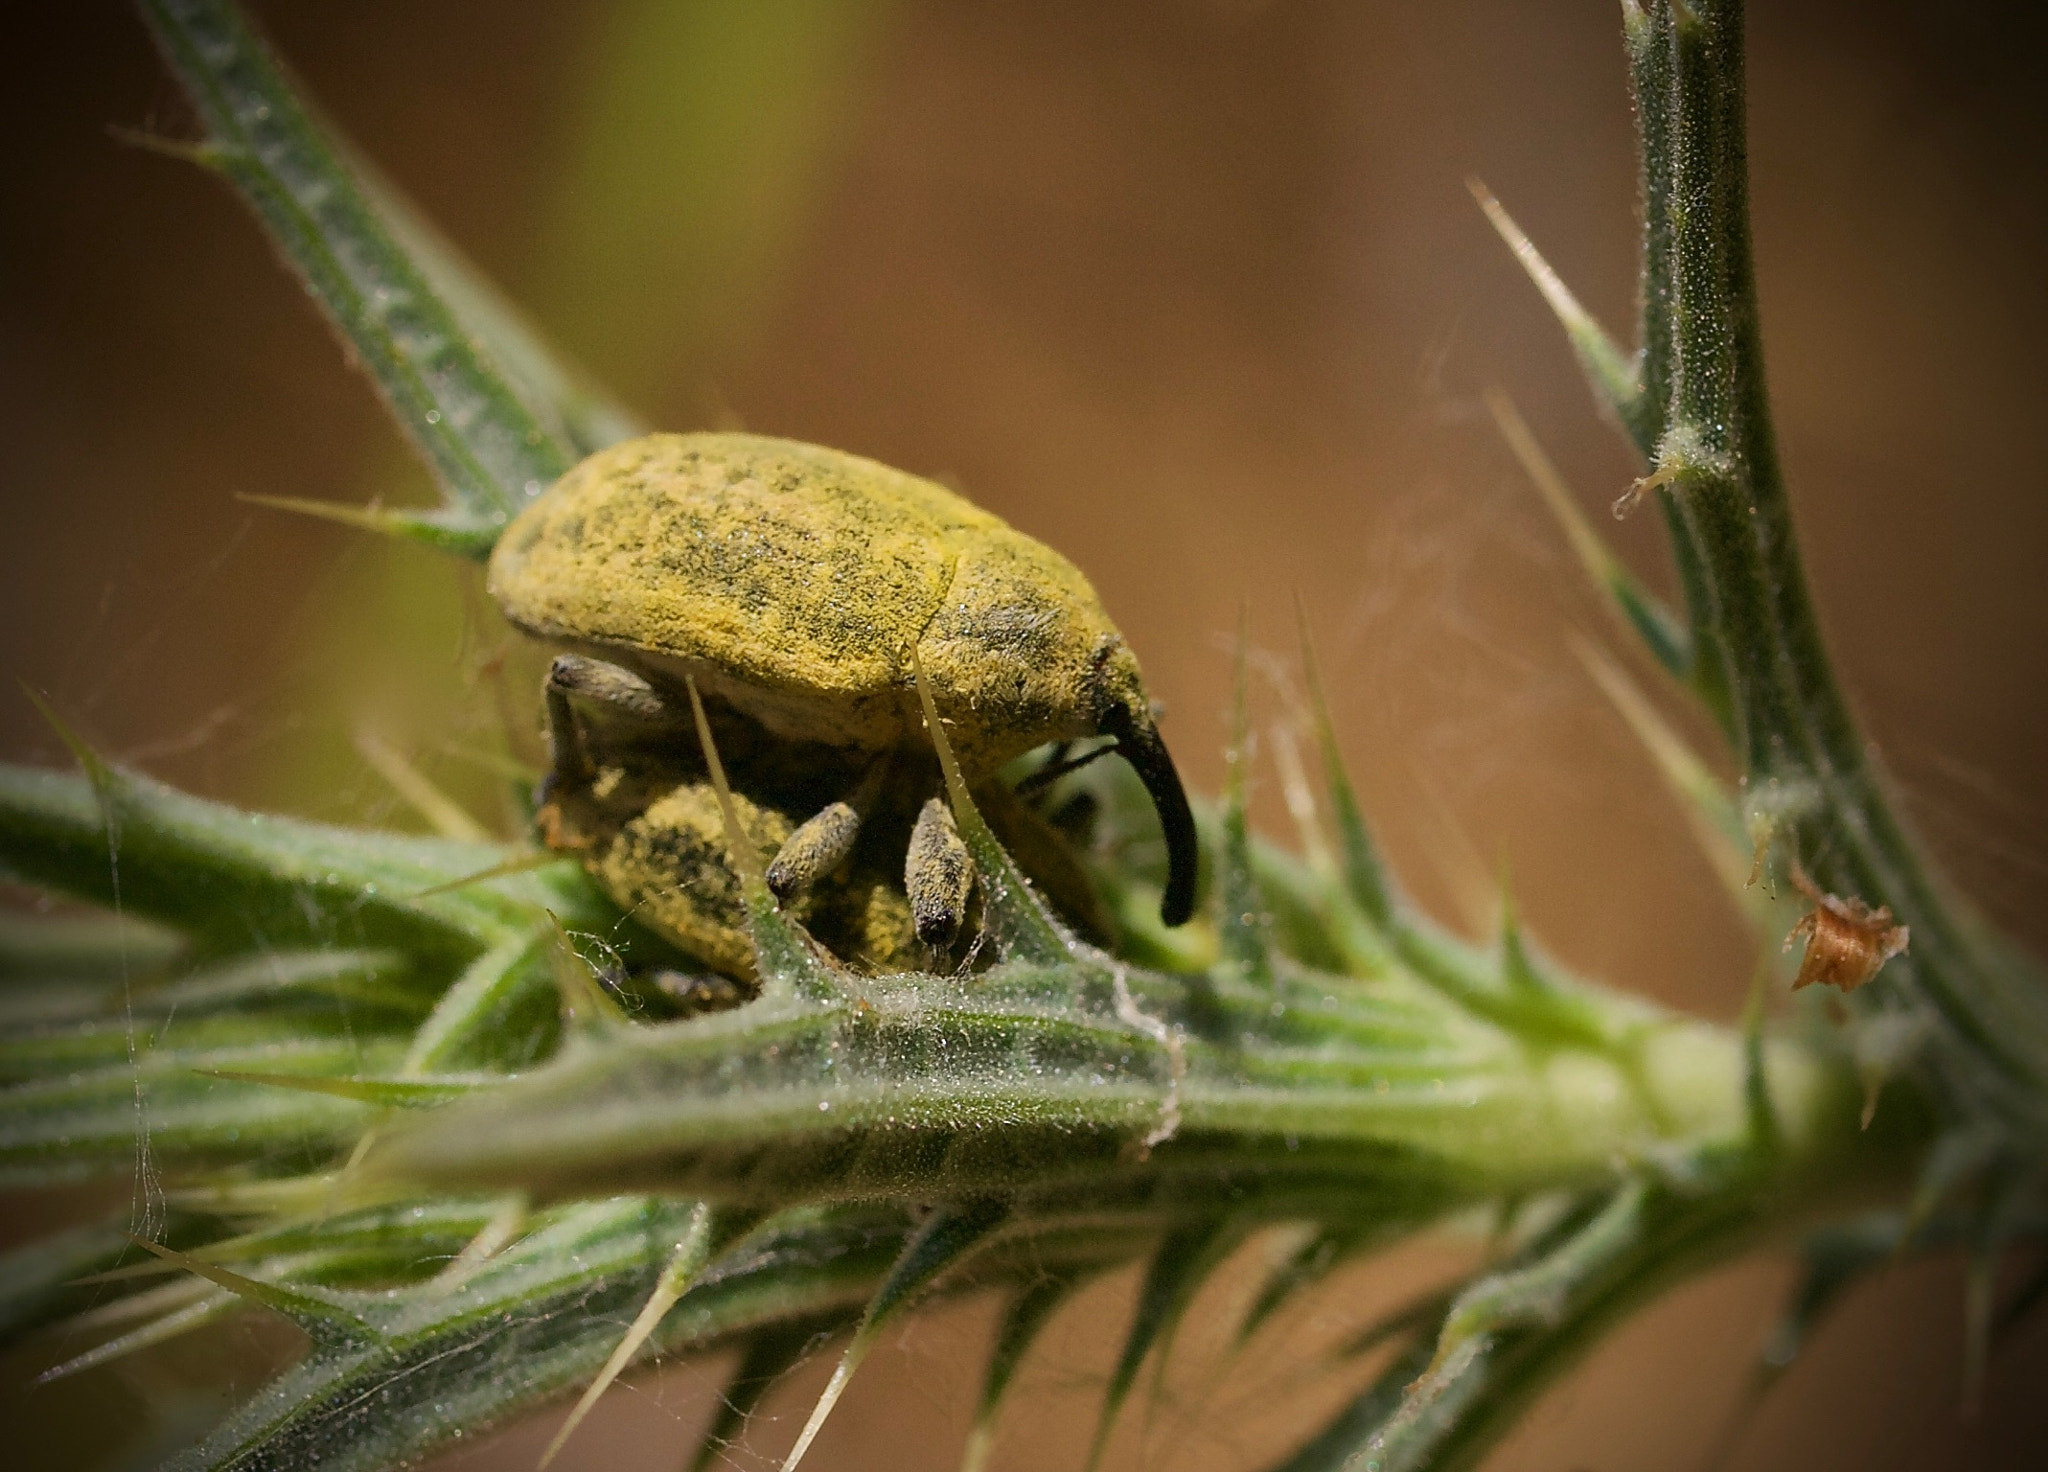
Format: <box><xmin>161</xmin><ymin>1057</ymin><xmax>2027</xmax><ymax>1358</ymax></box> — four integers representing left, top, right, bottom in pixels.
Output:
<box><xmin>905</xmin><ymin>794</ymin><xmax>975</xmax><ymax>948</ymax></box>
<box><xmin>765</xmin><ymin>758</ymin><xmax>890</xmax><ymax>899</ymax></box>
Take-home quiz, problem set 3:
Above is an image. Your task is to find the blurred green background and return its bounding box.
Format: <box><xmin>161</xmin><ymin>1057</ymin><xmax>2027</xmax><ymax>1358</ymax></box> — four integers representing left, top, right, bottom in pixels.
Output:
<box><xmin>3</xmin><ymin>1</ymin><xmax>2045</xmax><ymax>1468</ymax></box>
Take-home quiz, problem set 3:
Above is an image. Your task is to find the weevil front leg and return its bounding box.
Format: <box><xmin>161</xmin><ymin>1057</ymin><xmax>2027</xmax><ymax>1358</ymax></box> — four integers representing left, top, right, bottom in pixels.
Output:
<box><xmin>765</xmin><ymin>759</ymin><xmax>889</xmax><ymax>899</ymax></box>
<box><xmin>539</xmin><ymin>653</ymin><xmax>682</xmax><ymax>805</ymax></box>
<box><xmin>905</xmin><ymin>794</ymin><xmax>975</xmax><ymax>947</ymax></box>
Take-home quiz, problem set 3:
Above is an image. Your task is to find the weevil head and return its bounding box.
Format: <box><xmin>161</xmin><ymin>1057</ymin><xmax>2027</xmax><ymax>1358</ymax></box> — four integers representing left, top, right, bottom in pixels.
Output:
<box><xmin>913</xmin><ymin>548</ymin><xmax>1199</xmax><ymax>929</ymax></box>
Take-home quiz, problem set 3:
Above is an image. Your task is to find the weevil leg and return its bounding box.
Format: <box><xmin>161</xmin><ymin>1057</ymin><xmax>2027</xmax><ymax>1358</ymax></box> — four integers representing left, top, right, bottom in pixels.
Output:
<box><xmin>539</xmin><ymin>654</ymin><xmax>682</xmax><ymax>803</ymax></box>
<box><xmin>1012</xmin><ymin>737</ymin><xmax>1118</xmax><ymax>801</ymax></box>
<box><xmin>905</xmin><ymin>794</ymin><xmax>974</xmax><ymax>948</ymax></box>
<box><xmin>647</xmin><ymin>968</ymin><xmax>750</xmax><ymax>1017</ymax></box>
<box><xmin>765</xmin><ymin>759</ymin><xmax>889</xmax><ymax>898</ymax></box>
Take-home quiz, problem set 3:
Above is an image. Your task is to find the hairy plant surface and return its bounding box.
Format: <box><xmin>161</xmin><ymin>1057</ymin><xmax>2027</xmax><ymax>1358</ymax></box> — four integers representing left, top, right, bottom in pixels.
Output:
<box><xmin>3</xmin><ymin>3</ymin><xmax>2043</xmax><ymax>1470</ymax></box>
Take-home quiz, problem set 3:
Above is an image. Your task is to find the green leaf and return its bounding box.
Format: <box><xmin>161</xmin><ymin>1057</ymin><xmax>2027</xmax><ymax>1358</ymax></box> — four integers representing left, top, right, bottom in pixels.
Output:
<box><xmin>0</xmin><ymin>1213</ymin><xmax>220</xmax><ymax>1346</ymax></box>
<box><xmin>34</xmin><ymin>1285</ymin><xmax>241</xmax><ymax>1383</ymax></box>
<box><xmin>1297</xmin><ymin>614</ymin><xmax>1395</xmax><ymax>932</ymax></box>
<box><xmin>1756</xmin><ymin>1212</ymin><xmax>1899</xmax><ymax>1384</ymax></box>
<box><xmin>352</xmin><ymin>152</ymin><xmax>643</xmax><ymax>459</ymax></box>
<box><xmin>537</xmin><ymin>1201</ymin><xmax>726</xmax><ymax>1468</ymax></box>
<box><xmin>688</xmin><ymin>1317</ymin><xmax>847</xmax><ymax>1472</ymax></box>
<box><xmin>1235</xmin><ymin>1224</ymin><xmax>1374</xmax><ymax>1348</ymax></box>
<box><xmin>1088</xmin><ymin>1214</ymin><xmax>1247</xmax><ymax>1469</ymax></box>
<box><xmin>359</xmin><ymin>929</ymin><xmax>1838</xmax><ymax>1217</ymax></box>
<box><xmin>1574</xmin><ymin>642</ymin><xmax>1760</xmax><ymax>919</ymax></box>
<box><xmin>1483</xmin><ymin>391</ymin><xmax>1691</xmax><ymax>683</ymax></box>
<box><xmin>166</xmin><ymin>1200</ymin><xmax>924</xmax><ymax>1472</ymax></box>
<box><xmin>1218</xmin><ymin>627</ymin><xmax>1275</xmax><ymax>986</ymax></box>
<box><xmin>778</xmin><ymin>1198</ymin><xmax>1011</xmax><ymax>1471</ymax></box>
<box><xmin>1266</xmin><ymin>1173</ymin><xmax>1775</xmax><ymax>1472</ymax></box>
<box><xmin>963</xmin><ymin>1268</ymin><xmax>1089</xmax><ymax>1472</ymax></box>
<box><xmin>401</xmin><ymin>929</ymin><xmax>556</xmax><ymax>1074</ymax></box>
<box><xmin>139</xmin><ymin>950</ymin><xmax>418</xmax><ymax>1017</ymax></box>
<box><xmin>125</xmin><ymin>1236</ymin><xmax>378</xmax><ymax>1342</ymax></box>
<box><xmin>1467</xmin><ymin>182</ymin><xmax>1645</xmax><ymax>443</ymax></box>
<box><xmin>0</xmin><ymin>911</ymin><xmax>184</xmax><ymax>980</ymax></box>
<box><xmin>0</xmin><ymin>1008</ymin><xmax>400</xmax><ymax>1085</ymax></box>
<box><xmin>0</xmin><ymin>1036</ymin><xmax>398</xmax><ymax>1185</ymax></box>
<box><xmin>197</xmin><ymin>1069</ymin><xmax>494</xmax><ymax>1108</ymax></box>
<box><xmin>0</xmin><ymin>762</ymin><xmax>537</xmax><ymax>962</ymax></box>
<box><xmin>136</xmin><ymin>0</ymin><xmax>577</xmax><ymax>551</ymax></box>
<box><xmin>1262</xmin><ymin>1329</ymin><xmax>1437</xmax><ymax>1472</ymax></box>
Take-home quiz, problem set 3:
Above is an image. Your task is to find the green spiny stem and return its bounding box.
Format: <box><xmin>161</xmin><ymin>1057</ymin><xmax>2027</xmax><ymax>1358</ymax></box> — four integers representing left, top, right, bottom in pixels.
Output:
<box><xmin>1619</xmin><ymin>1</ymin><xmax>2048</xmax><ymax>1136</ymax></box>
<box><xmin>1622</xmin><ymin>1</ymin><xmax>1674</xmax><ymax>456</ymax></box>
<box><xmin>1618</xmin><ymin>0</ymin><xmax>1735</xmax><ymax>731</ymax></box>
<box><xmin>358</xmin><ymin>953</ymin><xmax>1868</xmax><ymax>1209</ymax></box>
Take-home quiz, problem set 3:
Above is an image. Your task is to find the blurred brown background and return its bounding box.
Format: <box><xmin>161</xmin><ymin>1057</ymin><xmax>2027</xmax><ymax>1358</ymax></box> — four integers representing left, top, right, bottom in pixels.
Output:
<box><xmin>3</xmin><ymin>0</ymin><xmax>2045</xmax><ymax>1468</ymax></box>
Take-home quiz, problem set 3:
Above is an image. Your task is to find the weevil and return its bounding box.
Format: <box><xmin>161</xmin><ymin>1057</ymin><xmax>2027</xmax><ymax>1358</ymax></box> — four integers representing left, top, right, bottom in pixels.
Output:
<box><xmin>488</xmin><ymin>431</ymin><xmax>1198</xmax><ymax>968</ymax></box>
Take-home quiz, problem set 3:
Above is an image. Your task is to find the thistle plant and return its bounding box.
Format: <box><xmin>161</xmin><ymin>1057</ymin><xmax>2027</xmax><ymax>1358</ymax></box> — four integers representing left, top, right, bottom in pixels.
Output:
<box><xmin>4</xmin><ymin>2</ymin><xmax>2043</xmax><ymax>1469</ymax></box>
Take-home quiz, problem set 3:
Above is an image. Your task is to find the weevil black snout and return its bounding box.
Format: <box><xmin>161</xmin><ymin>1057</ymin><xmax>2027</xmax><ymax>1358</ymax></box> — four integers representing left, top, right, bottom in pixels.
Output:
<box><xmin>1101</xmin><ymin>699</ymin><xmax>1199</xmax><ymax>927</ymax></box>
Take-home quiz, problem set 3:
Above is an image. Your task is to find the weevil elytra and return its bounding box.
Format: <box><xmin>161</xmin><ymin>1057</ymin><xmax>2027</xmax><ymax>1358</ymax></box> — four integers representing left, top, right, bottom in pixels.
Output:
<box><xmin>488</xmin><ymin>432</ymin><xmax>1198</xmax><ymax>969</ymax></box>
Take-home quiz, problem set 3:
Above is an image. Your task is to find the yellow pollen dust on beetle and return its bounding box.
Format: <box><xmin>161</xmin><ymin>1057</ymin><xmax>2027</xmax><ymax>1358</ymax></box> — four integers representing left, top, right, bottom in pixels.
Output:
<box><xmin>487</xmin><ymin>431</ymin><xmax>1199</xmax><ymax>983</ymax></box>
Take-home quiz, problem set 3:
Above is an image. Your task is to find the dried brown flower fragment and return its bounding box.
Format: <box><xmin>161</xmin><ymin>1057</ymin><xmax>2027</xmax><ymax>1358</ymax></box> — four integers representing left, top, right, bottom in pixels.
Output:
<box><xmin>1785</xmin><ymin>868</ymin><xmax>1910</xmax><ymax>993</ymax></box>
